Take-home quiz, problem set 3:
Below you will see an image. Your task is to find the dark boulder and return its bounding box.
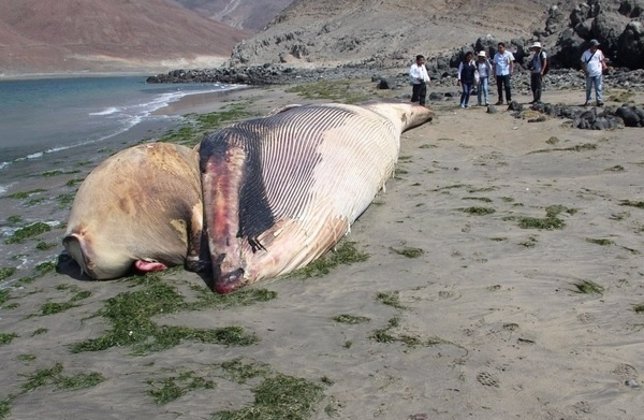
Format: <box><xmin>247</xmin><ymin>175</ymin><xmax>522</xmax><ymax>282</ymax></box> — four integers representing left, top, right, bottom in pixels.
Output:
<box><xmin>376</xmin><ymin>78</ymin><xmax>391</xmax><ymax>89</ymax></box>
<box><xmin>556</xmin><ymin>28</ymin><xmax>586</xmax><ymax>69</ymax></box>
<box><xmin>573</xmin><ymin>107</ymin><xmax>623</xmax><ymax>130</ymax></box>
<box><xmin>617</xmin><ymin>21</ymin><xmax>644</xmax><ymax>69</ymax></box>
<box><xmin>618</xmin><ymin>0</ymin><xmax>644</xmax><ymax>18</ymax></box>
<box><xmin>590</xmin><ymin>12</ymin><xmax>630</xmax><ymax>61</ymax></box>
<box><xmin>615</xmin><ymin>104</ymin><xmax>644</xmax><ymax>126</ymax></box>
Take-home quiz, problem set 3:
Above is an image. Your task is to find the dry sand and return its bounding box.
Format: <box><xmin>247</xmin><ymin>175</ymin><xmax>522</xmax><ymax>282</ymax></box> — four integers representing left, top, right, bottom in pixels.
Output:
<box><xmin>1</xmin><ymin>81</ymin><xmax>643</xmax><ymax>420</ymax></box>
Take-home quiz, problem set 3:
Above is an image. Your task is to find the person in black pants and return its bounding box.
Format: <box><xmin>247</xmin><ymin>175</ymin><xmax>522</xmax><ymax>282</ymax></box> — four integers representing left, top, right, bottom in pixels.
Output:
<box><xmin>528</xmin><ymin>41</ymin><xmax>547</xmax><ymax>103</ymax></box>
<box><xmin>493</xmin><ymin>42</ymin><xmax>515</xmax><ymax>105</ymax></box>
<box><xmin>457</xmin><ymin>52</ymin><xmax>476</xmax><ymax>108</ymax></box>
<box><xmin>409</xmin><ymin>55</ymin><xmax>431</xmax><ymax>106</ymax></box>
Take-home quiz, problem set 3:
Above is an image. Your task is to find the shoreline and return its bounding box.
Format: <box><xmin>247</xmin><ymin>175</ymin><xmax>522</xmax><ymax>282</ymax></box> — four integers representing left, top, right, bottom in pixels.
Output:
<box><xmin>0</xmin><ymin>71</ymin><xmax>159</xmax><ymax>81</ymax></box>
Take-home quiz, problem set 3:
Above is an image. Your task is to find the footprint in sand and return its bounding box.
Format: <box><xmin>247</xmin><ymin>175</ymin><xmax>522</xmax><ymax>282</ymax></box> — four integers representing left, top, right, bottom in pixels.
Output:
<box><xmin>476</xmin><ymin>371</ymin><xmax>500</xmax><ymax>387</ymax></box>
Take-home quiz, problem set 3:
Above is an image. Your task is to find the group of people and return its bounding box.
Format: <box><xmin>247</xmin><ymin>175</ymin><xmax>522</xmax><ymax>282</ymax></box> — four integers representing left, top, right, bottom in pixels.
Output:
<box><xmin>409</xmin><ymin>39</ymin><xmax>607</xmax><ymax>108</ymax></box>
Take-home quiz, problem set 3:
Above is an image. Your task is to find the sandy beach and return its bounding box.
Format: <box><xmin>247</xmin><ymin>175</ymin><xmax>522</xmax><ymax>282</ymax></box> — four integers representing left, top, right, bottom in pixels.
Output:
<box><xmin>1</xmin><ymin>79</ymin><xmax>643</xmax><ymax>420</ymax></box>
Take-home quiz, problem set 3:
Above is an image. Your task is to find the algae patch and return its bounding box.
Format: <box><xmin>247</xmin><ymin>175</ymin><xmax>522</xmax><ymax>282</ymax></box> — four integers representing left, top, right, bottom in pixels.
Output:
<box><xmin>70</xmin><ymin>275</ymin><xmax>262</xmax><ymax>354</ymax></box>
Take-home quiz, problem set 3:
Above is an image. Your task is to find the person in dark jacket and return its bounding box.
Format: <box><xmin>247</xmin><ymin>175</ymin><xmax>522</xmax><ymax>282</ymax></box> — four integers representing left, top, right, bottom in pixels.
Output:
<box><xmin>528</xmin><ymin>41</ymin><xmax>547</xmax><ymax>104</ymax></box>
<box><xmin>457</xmin><ymin>51</ymin><xmax>476</xmax><ymax>108</ymax></box>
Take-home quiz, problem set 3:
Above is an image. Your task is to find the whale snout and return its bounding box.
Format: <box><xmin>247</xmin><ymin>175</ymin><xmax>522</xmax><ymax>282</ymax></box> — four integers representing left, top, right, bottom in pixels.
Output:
<box><xmin>213</xmin><ymin>268</ymin><xmax>245</xmax><ymax>294</ymax></box>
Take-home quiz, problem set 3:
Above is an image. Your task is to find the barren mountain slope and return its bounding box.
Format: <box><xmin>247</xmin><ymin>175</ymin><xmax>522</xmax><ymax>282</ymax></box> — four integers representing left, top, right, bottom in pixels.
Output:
<box><xmin>176</xmin><ymin>0</ymin><xmax>295</xmax><ymax>31</ymax></box>
<box><xmin>231</xmin><ymin>0</ymin><xmax>575</xmax><ymax>67</ymax></box>
<box><xmin>0</xmin><ymin>0</ymin><xmax>250</xmax><ymax>74</ymax></box>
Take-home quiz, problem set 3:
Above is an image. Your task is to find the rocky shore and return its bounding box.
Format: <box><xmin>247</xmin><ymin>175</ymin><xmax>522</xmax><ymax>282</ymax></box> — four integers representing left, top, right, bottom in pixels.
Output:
<box><xmin>147</xmin><ymin>63</ymin><xmax>644</xmax><ymax>130</ymax></box>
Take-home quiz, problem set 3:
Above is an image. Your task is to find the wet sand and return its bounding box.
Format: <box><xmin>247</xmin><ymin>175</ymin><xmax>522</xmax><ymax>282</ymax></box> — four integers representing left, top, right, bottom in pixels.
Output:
<box><xmin>0</xmin><ymin>82</ymin><xmax>643</xmax><ymax>420</ymax></box>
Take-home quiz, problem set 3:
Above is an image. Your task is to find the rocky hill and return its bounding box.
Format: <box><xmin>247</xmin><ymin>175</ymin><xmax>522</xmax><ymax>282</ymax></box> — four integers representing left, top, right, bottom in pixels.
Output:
<box><xmin>227</xmin><ymin>0</ymin><xmax>642</xmax><ymax>71</ymax></box>
<box><xmin>228</xmin><ymin>0</ymin><xmax>568</xmax><ymax>68</ymax></box>
<box><xmin>0</xmin><ymin>0</ymin><xmax>250</xmax><ymax>75</ymax></box>
<box><xmin>175</xmin><ymin>0</ymin><xmax>295</xmax><ymax>32</ymax></box>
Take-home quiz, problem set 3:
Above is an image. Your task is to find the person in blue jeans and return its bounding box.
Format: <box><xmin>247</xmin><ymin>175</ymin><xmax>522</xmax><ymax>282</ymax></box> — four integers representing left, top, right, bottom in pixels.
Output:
<box><xmin>475</xmin><ymin>51</ymin><xmax>492</xmax><ymax>106</ymax></box>
<box><xmin>580</xmin><ymin>39</ymin><xmax>606</xmax><ymax>106</ymax></box>
<box><xmin>493</xmin><ymin>42</ymin><xmax>515</xmax><ymax>105</ymax></box>
<box><xmin>457</xmin><ymin>51</ymin><xmax>476</xmax><ymax>108</ymax></box>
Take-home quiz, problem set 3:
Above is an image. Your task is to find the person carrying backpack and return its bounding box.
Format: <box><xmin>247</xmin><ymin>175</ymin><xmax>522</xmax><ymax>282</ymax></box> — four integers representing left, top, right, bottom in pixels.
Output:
<box><xmin>528</xmin><ymin>41</ymin><xmax>548</xmax><ymax>104</ymax></box>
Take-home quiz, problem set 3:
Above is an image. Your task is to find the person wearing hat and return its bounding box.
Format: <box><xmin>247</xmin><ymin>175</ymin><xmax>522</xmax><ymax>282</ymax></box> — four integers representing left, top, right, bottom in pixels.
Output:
<box><xmin>580</xmin><ymin>39</ymin><xmax>606</xmax><ymax>106</ymax></box>
<box><xmin>528</xmin><ymin>41</ymin><xmax>547</xmax><ymax>104</ymax></box>
<box><xmin>475</xmin><ymin>50</ymin><xmax>492</xmax><ymax>106</ymax></box>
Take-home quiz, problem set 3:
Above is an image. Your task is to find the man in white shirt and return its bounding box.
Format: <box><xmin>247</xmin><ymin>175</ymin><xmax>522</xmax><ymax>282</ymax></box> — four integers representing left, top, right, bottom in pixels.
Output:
<box><xmin>493</xmin><ymin>42</ymin><xmax>515</xmax><ymax>105</ymax></box>
<box><xmin>580</xmin><ymin>39</ymin><xmax>606</xmax><ymax>106</ymax></box>
<box><xmin>409</xmin><ymin>55</ymin><xmax>431</xmax><ymax>106</ymax></box>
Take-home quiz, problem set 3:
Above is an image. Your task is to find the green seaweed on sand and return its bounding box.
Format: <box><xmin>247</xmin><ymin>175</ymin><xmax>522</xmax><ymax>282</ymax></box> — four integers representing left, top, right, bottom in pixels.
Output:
<box><xmin>65</xmin><ymin>178</ymin><xmax>83</xmax><ymax>187</ymax></box>
<box><xmin>332</xmin><ymin>314</ymin><xmax>371</xmax><ymax>324</ymax></box>
<box><xmin>0</xmin><ymin>333</ymin><xmax>18</xmax><ymax>345</ymax></box>
<box><xmin>369</xmin><ymin>317</ymin><xmax>443</xmax><ymax>348</ymax></box>
<box><xmin>463</xmin><ymin>196</ymin><xmax>493</xmax><ymax>203</ymax></box>
<box><xmin>6</xmin><ymin>215</ymin><xmax>22</xmax><ymax>225</ymax></box>
<box><xmin>290</xmin><ymin>240</ymin><xmax>368</xmax><ymax>278</ymax></box>
<box><xmin>4</xmin><ymin>222</ymin><xmax>52</xmax><ymax>244</ymax></box>
<box><xmin>460</xmin><ymin>206</ymin><xmax>496</xmax><ymax>215</ymax></box>
<box><xmin>185</xmin><ymin>285</ymin><xmax>277</xmax><ymax>311</ymax></box>
<box><xmin>0</xmin><ymin>398</ymin><xmax>11</xmax><ymax>419</ymax></box>
<box><xmin>634</xmin><ymin>304</ymin><xmax>644</xmax><ymax>313</ymax></box>
<box><xmin>194</xmin><ymin>103</ymin><xmax>251</xmax><ymax>129</ymax></box>
<box><xmin>390</xmin><ymin>246</ymin><xmax>424</xmax><ymax>258</ymax></box>
<box><xmin>34</xmin><ymin>261</ymin><xmax>56</xmax><ymax>276</ymax></box>
<box><xmin>0</xmin><ymin>268</ymin><xmax>16</xmax><ymax>281</ymax></box>
<box><xmin>516</xmin><ymin>205</ymin><xmax>574</xmax><ymax>230</ymax></box>
<box><xmin>573</xmin><ymin>280</ymin><xmax>604</xmax><ymax>295</ymax></box>
<box><xmin>70</xmin><ymin>275</ymin><xmax>258</xmax><ymax>354</ymax></box>
<box><xmin>376</xmin><ymin>291</ymin><xmax>406</xmax><ymax>309</ymax></box>
<box><xmin>39</xmin><ymin>290</ymin><xmax>91</xmax><ymax>316</ymax></box>
<box><xmin>619</xmin><ymin>200</ymin><xmax>644</xmax><ymax>209</ymax></box>
<box><xmin>56</xmin><ymin>192</ymin><xmax>76</xmax><ymax>209</ymax></box>
<box><xmin>219</xmin><ymin>358</ymin><xmax>272</xmax><ymax>384</ymax></box>
<box><xmin>6</xmin><ymin>189</ymin><xmax>46</xmax><ymax>200</ymax></box>
<box><xmin>35</xmin><ymin>241</ymin><xmax>56</xmax><ymax>251</ymax></box>
<box><xmin>17</xmin><ymin>354</ymin><xmax>36</xmax><ymax>363</ymax></box>
<box><xmin>21</xmin><ymin>363</ymin><xmax>104</xmax><ymax>392</ymax></box>
<box><xmin>286</xmin><ymin>80</ymin><xmax>370</xmax><ymax>103</ymax></box>
<box><xmin>31</xmin><ymin>328</ymin><xmax>48</xmax><ymax>336</ymax></box>
<box><xmin>212</xmin><ymin>374</ymin><xmax>325</xmax><ymax>420</ymax></box>
<box><xmin>160</xmin><ymin>103</ymin><xmax>252</xmax><ymax>146</ymax></box>
<box><xmin>0</xmin><ymin>289</ymin><xmax>10</xmax><ymax>305</ymax></box>
<box><xmin>147</xmin><ymin>371</ymin><xmax>215</xmax><ymax>405</ymax></box>
<box><xmin>585</xmin><ymin>238</ymin><xmax>614</xmax><ymax>246</ymax></box>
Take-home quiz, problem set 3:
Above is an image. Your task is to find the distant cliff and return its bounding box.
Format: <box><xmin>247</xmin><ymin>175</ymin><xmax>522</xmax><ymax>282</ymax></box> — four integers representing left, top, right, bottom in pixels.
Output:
<box><xmin>0</xmin><ymin>0</ymin><xmax>251</xmax><ymax>75</ymax></box>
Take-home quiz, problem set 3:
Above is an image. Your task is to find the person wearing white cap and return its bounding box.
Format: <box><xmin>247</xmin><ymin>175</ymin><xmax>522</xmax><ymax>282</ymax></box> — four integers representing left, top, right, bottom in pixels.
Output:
<box><xmin>475</xmin><ymin>50</ymin><xmax>492</xmax><ymax>106</ymax></box>
<box><xmin>580</xmin><ymin>39</ymin><xmax>606</xmax><ymax>106</ymax></box>
<box><xmin>527</xmin><ymin>41</ymin><xmax>547</xmax><ymax>104</ymax></box>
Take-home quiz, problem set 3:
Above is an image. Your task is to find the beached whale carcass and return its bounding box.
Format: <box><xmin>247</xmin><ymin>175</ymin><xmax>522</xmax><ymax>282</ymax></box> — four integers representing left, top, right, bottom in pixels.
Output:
<box><xmin>199</xmin><ymin>101</ymin><xmax>433</xmax><ymax>293</ymax></box>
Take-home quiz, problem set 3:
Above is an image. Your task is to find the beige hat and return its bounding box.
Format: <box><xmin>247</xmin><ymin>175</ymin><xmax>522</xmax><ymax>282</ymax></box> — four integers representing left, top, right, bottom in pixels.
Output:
<box><xmin>477</xmin><ymin>51</ymin><xmax>486</xmax><ymax>57</ymax></box>
<box><xmin>530</xmin><ymin>41</ymin><xmax>542</xmax><ymax>50</ymax></box>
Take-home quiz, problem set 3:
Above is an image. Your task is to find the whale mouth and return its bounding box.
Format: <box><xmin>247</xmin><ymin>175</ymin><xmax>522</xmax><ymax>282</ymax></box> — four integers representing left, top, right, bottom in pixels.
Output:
<box><xmin>213</xmin><ymin>268</ymin><xmax>245</xmax><ymax>294</ymax></box>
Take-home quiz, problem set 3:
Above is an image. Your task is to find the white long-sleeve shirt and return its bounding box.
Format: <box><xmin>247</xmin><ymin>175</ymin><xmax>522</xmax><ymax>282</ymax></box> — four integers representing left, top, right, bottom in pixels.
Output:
<box><xmin>409</xmin><ymin>63</ymin><xmax>430</xmax><ymax>84</ymax></box>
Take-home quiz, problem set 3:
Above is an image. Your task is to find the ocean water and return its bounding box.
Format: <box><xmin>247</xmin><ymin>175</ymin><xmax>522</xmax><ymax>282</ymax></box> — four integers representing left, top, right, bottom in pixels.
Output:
<box><xmin>0</xmin><ymin>75</ymin><xmax>237</xmax><ymax>171</ymax></box>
